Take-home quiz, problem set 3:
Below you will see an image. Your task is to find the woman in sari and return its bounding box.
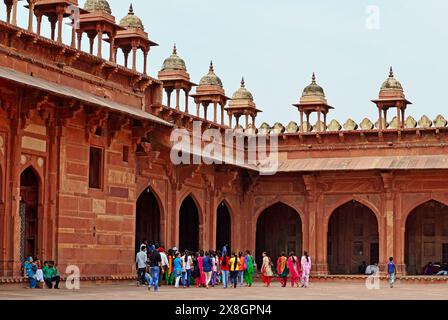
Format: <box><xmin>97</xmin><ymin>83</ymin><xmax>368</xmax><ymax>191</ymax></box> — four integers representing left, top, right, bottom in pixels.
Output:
<box><xmin>277</xmin><ymin>252</ymin><xmax>288</xmax><ymax>287</ymax></box>
<box><xmin>287</xmin><ymin>251</ymin><xmax>301</xmax><ymax>287</ymax></box>
<box><xmin>300</xmin><ymin>251</ymin><xmax>312</xmax><ymax>288</ymax></box>
<box><xmin>244</xmin><ymin>250</ymin><xmax>255</xmax><ymax>287</ymax></box>
<box><xmin>261</xmin><ymin>252</ymin><xmax>274</xmax><ymax>287</ymax></box>
<box><xmin>197</xmin><ymin>250</ymin><xmax>206</xmax><ymax>287</ymax></box>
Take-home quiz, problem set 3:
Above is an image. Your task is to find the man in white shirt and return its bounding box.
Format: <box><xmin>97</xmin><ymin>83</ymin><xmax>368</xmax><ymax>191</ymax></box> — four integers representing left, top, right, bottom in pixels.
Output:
<box><xmin>365</xmin><ymin>263</ymin><xmax>379</xmax><ymax>275</ymax></box>
<box><xmin>158</xmin><ymin>245</ymin><xmax>168</xmax><ymax>286</ymax></box>
<box><xmin>136</xmin><ymin>245</ymin><xmax>147</xmax><ymax>286</ymax></box>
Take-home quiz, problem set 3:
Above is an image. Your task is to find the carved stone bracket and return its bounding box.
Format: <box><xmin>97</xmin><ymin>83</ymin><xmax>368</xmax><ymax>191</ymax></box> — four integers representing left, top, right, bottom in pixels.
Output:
<box><xmin>107</xmin><ymin>113</ymin><xmax>130</xmax><ymax>147</ymax></box>
<box><xmin>85</xmin><ymin>107</ymin><xmax>108</xmax><ymax>143</ymax></box>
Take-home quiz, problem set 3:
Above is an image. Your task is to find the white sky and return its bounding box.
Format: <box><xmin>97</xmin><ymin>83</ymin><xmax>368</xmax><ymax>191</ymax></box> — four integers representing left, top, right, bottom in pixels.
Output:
<box><xmin>10</xmin><ymin>0</ymin><xmax>448</xmax><ymax>126</ymax></box>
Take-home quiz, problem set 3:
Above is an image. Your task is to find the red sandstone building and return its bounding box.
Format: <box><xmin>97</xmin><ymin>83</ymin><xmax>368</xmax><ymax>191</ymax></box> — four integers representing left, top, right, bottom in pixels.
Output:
<box><xmin>0</xmin><ymin>0</ymin><xmax>448</xmax><ymax>281</ymax></box>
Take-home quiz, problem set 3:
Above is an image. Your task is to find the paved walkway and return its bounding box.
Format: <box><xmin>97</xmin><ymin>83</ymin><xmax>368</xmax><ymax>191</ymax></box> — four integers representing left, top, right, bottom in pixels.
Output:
<box><xmin>0</xmin><ymin>280</ymin><xmax>447</xmax><ymax>300</ymax></box>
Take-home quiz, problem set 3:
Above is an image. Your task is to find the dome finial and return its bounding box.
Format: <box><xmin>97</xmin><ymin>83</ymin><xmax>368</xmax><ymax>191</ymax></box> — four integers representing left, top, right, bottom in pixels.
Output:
<box><xmin>128</xmin><ymin>3</ymin><xmax>134</xmax><ymax>15</ymax></box>
<box><xmin>389</xmin><ymin>66</ymin><xmax>394</xmax><ymax>78</ymax></box>
<box><xmin>209</xmin><ymin>61</ymin><xmax>214</xmax><ymax>72</ymax></box>
<box><xmin>241</xmin><ymin>76</ymin><xmax>245</xmax><ymax>88</ymax></box>
<box><xmin>173</xmin><ymin>43</ymin><xmax>177</xmax><ymax>55</ymax></box>
<box><xmin>312</xmin><ymin>72</ymin><xmax>316</xmax><ymax>83</ymax></box>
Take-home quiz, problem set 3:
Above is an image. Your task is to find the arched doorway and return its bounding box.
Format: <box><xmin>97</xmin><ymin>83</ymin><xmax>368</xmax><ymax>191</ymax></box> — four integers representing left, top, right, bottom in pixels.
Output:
<box><xmin>216</xmin><ymin>201</ymin><xmax>231</xmax><ymax>253</ymax></box>
<box><xmin>405</xmin><ymin>200</ymin><xmax>448</xmax><ymax>275</ymax></box>
<box><xmin>256</xmin><ymin>202</ymin><xmax>302</xmax><ymax>269</ymax></box>
<box><xmin>327</xmin><ymin>200</ymin><xmax>379</xmax><ymax>274</ymax></box>
<box><xmin>20</xmin><ymin>167</ymin><xmax>39</xmax><ymax>261</ymax></box>
<box><xmin>179</xmin><ymin>195</ymin><xmax>200</xmax><ymax>252</ymax></box>
<box><xmin>135</xmin><ymin>188</ymin><xmax>161</xmax><ymax>252</ymax></box>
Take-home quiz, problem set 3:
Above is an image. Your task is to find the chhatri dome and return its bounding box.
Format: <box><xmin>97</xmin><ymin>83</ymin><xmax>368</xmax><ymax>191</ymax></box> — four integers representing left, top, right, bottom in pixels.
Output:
<box><xmin>299</xmin><ymin>73</ymin><xmax>328</xmax><ymax>104</ymax></box>
<box><xmin>161</xmin><ymin>44</ymin><xmax>187</xmax><ymax>71</ymax></box>
<box><xmin>199</xmin><ymin>61</ymin><xmax>223</xmax><ymax>87</ymax></box>
<box><xmin>84</xmin><ymin>0</ymin><xmax>112</xmax><ymax>14</ymax></box>
<box><xmin>380</xmin><ymin>67</ymin><xmax>403</xmax><ymax>91</ymax></box>
<box><xmin>119</xmin><ymin>4</ymin><xmax>144</xmax><ymax>30</ymax></box>
<box><xmin>232</xmin><ymin>77</ymin><xmax>253</xmax><ymax>101</ymax></box>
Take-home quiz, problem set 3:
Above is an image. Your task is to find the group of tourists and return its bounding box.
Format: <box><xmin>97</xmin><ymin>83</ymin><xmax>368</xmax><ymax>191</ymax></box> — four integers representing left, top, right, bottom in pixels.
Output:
<box><xmin>260</xmin><ymin>251</ymin><xmax>312</xmax><ymax>288</ymax></box>
<box><xmin>422</xmin><ymin>261</ymin><xmax>448</xmax><ymax>275</ymax></box>
<box><xmin>22</xmin><ymin>256</ymin><xmax>61</xmax><ymax>289</ymax></box>
<box><xmin>135</xmin><ymin>240</ymin><xmax>313</xmax><ymax>293</ymax></box>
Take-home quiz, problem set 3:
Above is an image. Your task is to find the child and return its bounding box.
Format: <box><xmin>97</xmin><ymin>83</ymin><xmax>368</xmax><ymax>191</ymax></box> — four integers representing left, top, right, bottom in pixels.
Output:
<box><xmin>387</xmin><ymin>257</ymin><xmax>397</xmax><ymax>288</ymax></box>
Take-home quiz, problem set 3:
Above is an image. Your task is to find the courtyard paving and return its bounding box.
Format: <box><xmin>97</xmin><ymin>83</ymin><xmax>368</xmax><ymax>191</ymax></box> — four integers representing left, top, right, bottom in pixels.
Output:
<box><xmin>0</xmin><ymin>280</ymin><xmax>447</xmax><ymax>300</ymax></box>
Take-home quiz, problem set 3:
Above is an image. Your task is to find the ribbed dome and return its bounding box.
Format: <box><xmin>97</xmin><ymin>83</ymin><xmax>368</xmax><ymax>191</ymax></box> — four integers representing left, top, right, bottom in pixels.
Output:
<box><xmin>302</xmin><ymin>73</ymin><xmax>325</xmax><ymax>98</ymax></box>
<box><xmin>84</xmin><ymin>0</ymin><xmax>112</xmax><ymax>14</ymax></box>
<box><xmin>199</xmin><ymin>61</ymin><xmax>223</xmax><ymax>87</ymax></box>
<box><xmin>119</xmin><ymin>4</ymin><xmax>144</xmax><ymax>30</ymax></box>
<box><xmin>161</xmin><ymin>45</ymin><xmax>187</xmax><ymax>71</ymax></box>
<box><xmin>381</xmin><ymin>67</ymin><xmax>403</xmax><ymax>90</ymax></box>
<box><xmin>232</xmin><ymin>77</ymin><xmax>253</xmax><ymax>101</ymax></box>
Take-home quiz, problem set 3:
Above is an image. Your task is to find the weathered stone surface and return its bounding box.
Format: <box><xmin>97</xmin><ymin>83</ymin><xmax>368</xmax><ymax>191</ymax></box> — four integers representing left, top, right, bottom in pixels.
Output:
<box><xmin>258</xmin><ymin>122</ymin><xmax>271</xmax><ymax>135</ymax></box>
<box><xmin>271</xmin><ymin>122</ymin><xmax>285</xmax><ymax>134</ymax></box>
<box><xmin>433</xmin><ymin>115</ymin><xmax>447</xmax><ymax>128</ymax></box>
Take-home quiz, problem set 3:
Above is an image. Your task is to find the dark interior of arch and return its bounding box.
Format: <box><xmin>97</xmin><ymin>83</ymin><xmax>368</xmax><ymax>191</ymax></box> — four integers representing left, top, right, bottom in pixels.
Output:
<box><xmin>136</xmin><ymin>188</ymin><xmax>160</xmax><ymax>252</ymax></box>
<box><xmin>256</xmin><ymin>202</ymin><xmax>302</xmax><ymax>270</ymax></box>
<box><xmin>179</xmin><ymin>195</ymin><xmax>200</xmax><ymax>252</ymax></box>
<box><xmin>405</xmin><ymin>200</ymin><xmax>448</xmax><ymax>275</ymax></box>
<box><xmin>328</xmin><ymin>200</ymin><xmax>379</xmax><ymax>274</ymax></box>
<box><xmin>216</xmin><ymin>202</ymin><xmax>231</xmax><ymax>254</ymax></box>
<box><xmin>20</xmin><ymin>167</ymin><xmax>39</xmax><ymax>260</ymax></box>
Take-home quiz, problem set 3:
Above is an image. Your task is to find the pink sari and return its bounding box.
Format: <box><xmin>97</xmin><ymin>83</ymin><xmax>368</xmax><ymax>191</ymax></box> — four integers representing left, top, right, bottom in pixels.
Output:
<box><xmin>287</xmin><ymin>256</ymin><xmax>301</xmax><ymax>287</ymax></box>
<box><xmin>198</xmin><ymin>256</ymin><xmax>205</xmax><ymax>285</ymax></box>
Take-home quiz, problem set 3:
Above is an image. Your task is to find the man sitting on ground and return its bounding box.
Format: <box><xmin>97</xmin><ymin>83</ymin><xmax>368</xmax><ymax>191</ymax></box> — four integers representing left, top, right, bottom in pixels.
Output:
<box><xmin>365</xmin><ymin>263</ymin><xmax>379</xmax><ymax>275</ymax></box>
<box><xmin>43</xmin><ymin>261</ymin><xmax>60</xmax><ymax>289</ymax></box>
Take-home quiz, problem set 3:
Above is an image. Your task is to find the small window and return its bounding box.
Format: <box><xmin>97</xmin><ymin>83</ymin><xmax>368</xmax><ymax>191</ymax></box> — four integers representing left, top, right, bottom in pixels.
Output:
<box><xmin>123</xmin><ymin>146</ymin><xmax>129</xmax><ymax>163</ymax></box>
<box><xmin>94</xmin><ymin>127</ymin><xmax>103</xmax><ymax>136</ymax></box>
<box><xmin>89</xmin><ymin>147</ymin><xmax>103</xmax><ymax>189</ymax></box>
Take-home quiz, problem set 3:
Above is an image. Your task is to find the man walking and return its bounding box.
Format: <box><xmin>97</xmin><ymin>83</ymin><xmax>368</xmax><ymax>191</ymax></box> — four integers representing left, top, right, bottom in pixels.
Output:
<box><xmin>136</xmin><ymin>245</ymin><xmax>147</xmax><ymax>286</ymax></box>
<box><xmin>148</xmin><ymin>245</ymin><xmax>162</xmax><ymax>292</ymax></box>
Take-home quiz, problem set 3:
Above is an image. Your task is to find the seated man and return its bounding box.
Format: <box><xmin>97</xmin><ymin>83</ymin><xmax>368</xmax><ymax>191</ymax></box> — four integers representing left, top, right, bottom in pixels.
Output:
<box><xmin>423</xmin><ymin>262</ymin><xmax>433</xmax><ymax>275</ymax></box>
<box><xmin>43</xmin><ymin>261</ymin><xmax>61</xmax><ymax>289</ymax></box>
<box><xmin>365</xmin><ymin>263</ymin><xmax>379</xmax><ymax>275</ymax></box>
<box><xmin>436</xmin><ymin>262</ymin><xmax>448</xmax><ymax>276</ymax></box>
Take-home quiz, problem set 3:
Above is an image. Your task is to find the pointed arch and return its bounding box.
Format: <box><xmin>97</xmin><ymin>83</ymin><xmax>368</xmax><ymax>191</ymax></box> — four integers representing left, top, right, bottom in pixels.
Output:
<box><xmin>327</xmin><ymin>200</ymin><xmax>379</xmax><ymax>274</ymax></box>
<box><xmin>256</xmin><ymin>202</ymin><xmax>303</xmax><ymax>269</ymax></box>
<box><xmin>216</xmin><ymin>200</ymin><xmax>232</xmax><ymax>253</ymax></box>
<box><xmin>179</xmin><ymin>194</ymin><xmax>201</xmax><ymax>252</ymax></box>
<box><xmin>135</xmin><ymin>187</ymin><xmax>162</xmax><ymax>252</ymax></box>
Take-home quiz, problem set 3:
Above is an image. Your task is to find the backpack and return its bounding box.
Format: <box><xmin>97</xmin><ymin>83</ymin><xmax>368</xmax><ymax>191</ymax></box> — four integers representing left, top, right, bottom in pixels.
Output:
<box><xmin>387</xmin><ymin>262</ymin><xmax>395</xmax><ymax>274</ymax></box>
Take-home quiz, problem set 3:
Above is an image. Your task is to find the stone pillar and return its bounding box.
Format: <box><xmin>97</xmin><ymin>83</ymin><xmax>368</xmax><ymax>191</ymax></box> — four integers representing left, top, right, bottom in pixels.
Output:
<box><xmin>6</xmin><ymin>1</ymin><xmax>13</xmax><ymax>24</ymax></box>
<box><xmin>76</xmin><ymin>31</ymin><xmax>83</xmax><ymax>51</ymax></box>
<box><xmin>300</xmin><ymin>110</ymin><xmax>304</xmax><ymax>133</ymax></box>
<box><xmin>57</xmin><ymin>7</ymin><xmax>64</xmax><ymax>44</ymax></box>
<box><xmin>213</xmin><ymin>102</ymin><xmax>217</xmax><ymax>123</ymax></box>
<box><xmin>109</xmin><ymin>34</ymin><xmax>115</xmax><ymax>62</ymax></box>
<box><xmin>196</xmin><ymin>102</ymin><xmax>200</xmax><ymax>117</ymax></box>
<box><xmin>36</xmin><ymin>13</ymin><xmax>43</xmax><ymax>36</ymax></box>
<box><xmin>49</xmin><ymin>16</ymin><xmax>57</xmax><ymax>41</ymax></box>
<box><xmin>166</xmin><ymin>89</ymin><xmax>173</xmax><ymax>108</ymax></box>
<box><xmin>143</xmin><ymin>50</ymin><xmax>148</xmax><ymax>75</ymax></box>
<box><xmin>132</xmin><ymin>45</ymin><xmax>137</xmax><ymax>71</ymax></box>
<box><xmin>378</xmin><ymin>108</ymin><xmax>383</xmax><ymax>131</ymax></box>
<box><xmin>317</xmin><ymin>110</ymin><xmax>322</xmax><ymax>132</ymax></box>
<box><xmin>27</xmin><ymin>0</ymin><xmax>35</xmax><ymax>32</ymax></box>
<box><xmin>175</xmin><ymin>88</ymin><xmax>180</xmax><ymax>111</ymax></box>
<box><xmin>184</xmin><ymin>89</ymin><xmax>190</xmax><ymax>113</ymax></box>
<box><xmin>88</xmin><ymin>34</ymin><xmax>95</xmax><ymax>55</ymax></box>
<box><xmin>70</xmin><ymin>18</ymin><xmax>76</xmax><ymax>48</ymax></box>
<box><xmin>381</xmin><ymin>173</ymin><xmax>398</xmax><ymax>274</ymax></box>
<box><xmin>97</xmin><ymin>29</ymin><xmax>103</xmax><ymax>58</ymax></box>
<box><xmin>123</xmin><ymin>49</ymin><xmax>130</xmax><ymax>68</ymax></box>
<box><xmin>221</xmin><ymin>103</ymin><xmax>225</xmax><ymax>125</ymax></box>
<box><xmin>11</xmin><ymin>0</ymin><xmax>17</xmax><ymax>26</ymax></box>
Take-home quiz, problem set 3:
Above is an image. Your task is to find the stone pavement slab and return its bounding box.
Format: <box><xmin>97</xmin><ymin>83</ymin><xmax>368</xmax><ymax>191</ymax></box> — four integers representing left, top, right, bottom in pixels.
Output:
<box><xmin>0</xmin><ymin>281</ymin><xmax>447</xmax><ymax>300</ymax></box>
